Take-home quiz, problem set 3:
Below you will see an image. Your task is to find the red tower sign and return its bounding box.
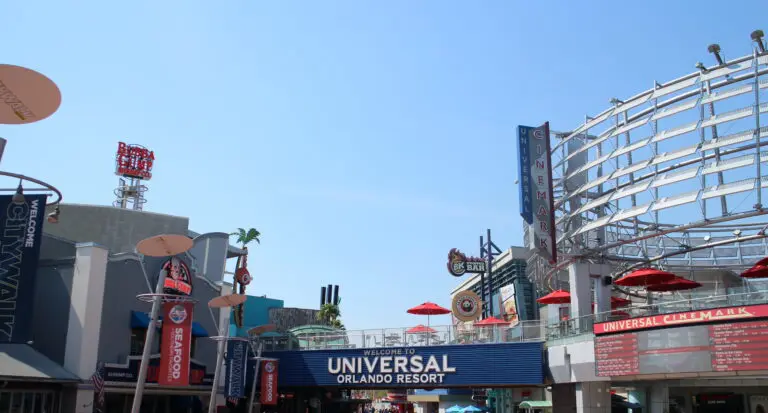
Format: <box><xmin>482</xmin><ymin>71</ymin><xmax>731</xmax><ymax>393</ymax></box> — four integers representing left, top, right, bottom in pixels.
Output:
<box><xmin>115</xmin><ymin>142</ymin><xmax>155</xmax><ymax>180</ymax></box>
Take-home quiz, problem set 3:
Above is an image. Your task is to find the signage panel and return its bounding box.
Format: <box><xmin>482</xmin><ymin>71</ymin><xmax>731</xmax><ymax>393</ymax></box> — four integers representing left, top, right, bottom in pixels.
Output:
<box><xmin>594</xmin><ymin>304</ymin><xmax>768</xmax><ymax>335</ymax></box>
<box><xmin>261</xmin><ymin>342</ymin><xmax>543</xmax><ymax>388</ymax></box>
<box><xmin>115</xmin><ymin>142</ymin><xmax>155</xmax><ymax>180</ymax></box>
<box><xmin>595</xmin><ymin>318</ymin><xmax>768</xmax><ymax>376</ymax></box>
<box><xmin>158</xmin><ymin>302</ymin><xmax>193</xmax><ymax>386</ymax></box>
<box><xmin>261</xmin><ymin>360</ymin><xmax>279</xmax><ymax>405</ymax></box>
<box><xmin>517</xmin><ymin>123</ymin><xmax>556</xmax><ymax>263</ymax></box>
<box><xmin>452</xmin><ymin>290</ymin><xmax>482</xmax><ymax>322</ymax></box>
<box><xmin>0</xmin><ymin>194</ymin><xmax>47</xmax><ymax>343</ymax></box>
<box><xmin>447</xmin><ymin>249</ymin><xmax>486</xmax><ymax>277</ymax></box>
<box><xmin>225</xmin><ymin>340</ymin><xmax>249</xmax><ymax>398</ymax></box>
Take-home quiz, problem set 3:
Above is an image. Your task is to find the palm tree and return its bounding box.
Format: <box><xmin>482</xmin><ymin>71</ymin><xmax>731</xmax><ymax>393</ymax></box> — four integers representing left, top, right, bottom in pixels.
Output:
<box><xmin>229</xmin><ymin>228</ymin><xmax>261</xmax><ymax>327</ymax></box>
<box><xmin>317</xmin><ymin>303</ymin><xmax>345</xmax><ymax>330</ymax></box>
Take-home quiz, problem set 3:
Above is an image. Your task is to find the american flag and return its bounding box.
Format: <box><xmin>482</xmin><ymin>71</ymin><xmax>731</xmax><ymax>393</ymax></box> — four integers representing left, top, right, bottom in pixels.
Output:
<box><xmin>91</xmin><ymin>362</ymin><xmax>106</xmax><ymax>413</ymax></box>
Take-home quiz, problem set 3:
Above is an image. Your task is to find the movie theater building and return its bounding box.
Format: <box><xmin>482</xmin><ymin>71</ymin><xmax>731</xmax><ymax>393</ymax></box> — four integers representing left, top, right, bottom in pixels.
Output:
<box><xmin>0</xmin><ymin>203</ymin><xmax>242</xmax><ymax>413</ymax></box>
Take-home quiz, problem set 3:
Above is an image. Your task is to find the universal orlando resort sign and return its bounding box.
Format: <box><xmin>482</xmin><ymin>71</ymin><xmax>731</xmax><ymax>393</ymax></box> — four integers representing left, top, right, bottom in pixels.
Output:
<box><xmin>328</xmin><ymin>348</ymin><xmax>456</xmax><ymax>385</ymax></box>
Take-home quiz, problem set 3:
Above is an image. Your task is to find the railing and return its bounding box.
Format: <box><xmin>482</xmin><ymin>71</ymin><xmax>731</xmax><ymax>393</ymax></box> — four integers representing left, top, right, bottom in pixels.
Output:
<box><xmin>273</xmin><ymin>320</ymin><xmax>544</xmax><ymax>351</ymax></box>
<box><xmin>546</xmin><ymin>288</ymin><xmax>768</xmax><ymax>341</ymax></box>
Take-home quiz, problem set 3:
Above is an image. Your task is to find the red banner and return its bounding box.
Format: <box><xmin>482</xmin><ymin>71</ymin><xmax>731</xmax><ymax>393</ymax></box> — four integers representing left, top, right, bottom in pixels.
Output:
<box><xmin>594</xmin><ymin>304</ymin><xmax>768</xmax><ymax>335</ymax></box>
<box><xmin>260</xmin><ymin>360</ymin><xmax>278</xmax><ymax>405</ymax></box>
<box><xmin>158</xmin><ymin>302</ymin><xmax>193</xmax><ymax>386</ymax></box>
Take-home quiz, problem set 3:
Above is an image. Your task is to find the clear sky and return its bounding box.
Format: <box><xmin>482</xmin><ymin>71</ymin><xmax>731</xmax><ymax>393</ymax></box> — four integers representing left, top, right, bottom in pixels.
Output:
<box><xmin>3</xmin><ymin>0</ymin><xmax>767</xmax><ymax>329</ymax></box>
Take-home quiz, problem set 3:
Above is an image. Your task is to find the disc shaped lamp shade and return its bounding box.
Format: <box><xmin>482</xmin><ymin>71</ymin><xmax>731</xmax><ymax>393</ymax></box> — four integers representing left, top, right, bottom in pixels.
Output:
<box><xmin>248</xmin><ymin>324</ymin><xmax>277</xmax><ymax>336</ymax></box>
<box><xmin>136</xmin><ymin>234</ymin><xmax>193</xmax><ymax>257</ymax></box>
<box><xmin>208</xmin><ymin>293</ymin><xmax>247</xmax><ymax>308</ymax></box>
<box><xmin>474</xmin><ymin>316</ymin><xmax>509</xmax><ymax>326</ymax></box>
<box><xmin>407</xmin><ymin>302</ymin><xmax>451</xmax><ymax>315</ymax></box>
<box><xmin>614</xmin><ymin>268</ymin><xmax>676</xmax><ymax>287</ymax></box>
<box><xmin>406</xmin><ymin>325</ymin><xmax>436</xmax><ymax>334</ymax></box>
<box><xmin>0</xmin><ymin>64</ymin><xmax>62</xmax><ymax>125</ymax></box>
<box><xmin>646</xmin><ymin>276</ymin><xmax>703</xmax><ymax>292</ymax></box>
<box><xmin>536</xmin><ymin>289</ymin><xmax>571</xmax><ymax>305</ymax></box>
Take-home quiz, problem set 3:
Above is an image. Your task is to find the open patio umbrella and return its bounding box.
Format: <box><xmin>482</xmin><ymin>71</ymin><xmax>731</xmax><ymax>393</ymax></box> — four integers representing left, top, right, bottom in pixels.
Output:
<box><xmin>463</xmin><ymin>406</ymin><xmax>483</xmax><ymax>413</ymax></box>
<box><xmin>407</xmin><ymin>302</ymin><xmax>451</xmax><ymax>326</ymax></box>
<box><xmin>536</xmin><ymin>289</ymin><xmax>571</xmax><ymax>304</ymax></box>
<box><xmin>406</xmin><ymin>324</ymin><xmax>436</xmax><ymax>334</ymax></box>
<box><xmin>615</xmin><ymin>268</ymin><xmax>676</xmax><ymax>287</ymax></box>
<box><xmin>446</xmin><ymin>406</ymin><xmax>463</xmax><ymax>413</ymax></box>
<box><xmin>646</xmin><ymin>276</ymin><xmax>702</xmax><ymax>292</ymax></box>
<box><xmin>474</xmin><ymin>316</ymin><xmax>508</xmax><ymax>326</ymax></box>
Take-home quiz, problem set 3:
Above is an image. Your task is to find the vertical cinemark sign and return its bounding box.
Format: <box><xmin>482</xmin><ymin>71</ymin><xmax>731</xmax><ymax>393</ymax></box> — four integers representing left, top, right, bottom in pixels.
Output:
<box><xmin>517</xmin><ymin>122</ymin><xmax>556</xmax><ymax>263</ymax></box>
<box><xmin>260</xmin><ymin>360</ymin><xmax>279</xmax><ymax>405</ymax></box>
<box><xmin>0</xmin><ymin>194</ymin><xmax>47</xmax><ymax>343</ymax></box>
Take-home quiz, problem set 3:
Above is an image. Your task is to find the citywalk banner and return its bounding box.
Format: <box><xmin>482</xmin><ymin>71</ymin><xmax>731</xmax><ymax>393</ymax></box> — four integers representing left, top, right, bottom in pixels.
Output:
<box><xmin>260</xmin><ymin>360</ymin><xmax>279</xmax><ymax>405</ymax></box>
<box><xmin>517</xmin><ymin>122</ymin><xmax>557</xmax><ymax>263</ymax></box>
<box><xmin>225</xmin><ymin>339</ymin><xmax>249</xmax><ymax>398</ymax></box>
<box><xmin>0</xmin><ymin>194</ymin><xmax>47</xmax><ymax>343</ymax></box>
<box><xmin>158</xmin><ymin>302</ymin><xmax>193</xmax><ymax>386</ymax></box>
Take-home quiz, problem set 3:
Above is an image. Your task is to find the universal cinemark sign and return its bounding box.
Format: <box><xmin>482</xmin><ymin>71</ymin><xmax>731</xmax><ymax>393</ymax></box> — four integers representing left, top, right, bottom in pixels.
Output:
<box><xmin>593</xmin><ymin>304</ymin><xmax>768</xmax><ymax>335</ymax></box>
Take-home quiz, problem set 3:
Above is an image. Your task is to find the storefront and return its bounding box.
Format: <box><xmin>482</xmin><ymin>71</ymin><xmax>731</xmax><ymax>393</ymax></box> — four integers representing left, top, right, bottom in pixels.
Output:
<box><xmin>1</xmin><ymin>203</ymin><xmax>244</xmax><ymax>413</ymax></box>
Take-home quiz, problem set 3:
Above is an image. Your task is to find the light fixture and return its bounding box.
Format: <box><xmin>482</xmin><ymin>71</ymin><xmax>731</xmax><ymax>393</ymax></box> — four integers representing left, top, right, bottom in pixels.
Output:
<box><xmin>47</xmin><ymin>206</ymin><xmax>60</xmax><ymax>224</ymax></box>
<box><xmin>11</xmin><ymin>182</ymin><xmax>24</xmax><ymax>205</ymax></box>
<box><xmin>704</xmin><ymin>235</ymin><xmax>712</xmax><ymax>242</ymax></box>
<box><xmin>752</xmin><ymin>30</ymin><xmax>766</xmax><ymax>53</ymax></box>
<box><xmin>708</xmin><ymin>44</ymin><xmax>724</xmax><ymax>65</ymax></box>
<box><xmin>695</xmin><ymin>62</ymin><xmax>707</xmax><ymax>73</ymax></box>
<box><xmin>609</xmin><ymin>98</ymin><xmax>624</xmax><ymax>105</ymax></box>
<box><xmin>733</xmin><ymin>229</ymin><xmax>742</xmax><ymax>237</ymax></box>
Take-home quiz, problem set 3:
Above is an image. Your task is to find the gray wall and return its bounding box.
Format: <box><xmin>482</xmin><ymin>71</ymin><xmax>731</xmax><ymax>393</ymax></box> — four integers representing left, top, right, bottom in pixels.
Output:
<box><xmin>31</xmin><ymin>264</ymin><xmax>73</xmax><ymax>365</ymax></box>
<box><xmin>269</xmin><ymin>308</ymin><xmax>322</xmax><ymax>332</ymax></box>
<box><xmin>43</xmin><ymin>204</ymin><xmax>189</xmax><ymax>254</ymax></box>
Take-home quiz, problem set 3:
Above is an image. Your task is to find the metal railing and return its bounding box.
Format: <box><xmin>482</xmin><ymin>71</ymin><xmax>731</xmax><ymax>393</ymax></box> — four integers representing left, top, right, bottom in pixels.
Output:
<box><xmin>272</xmin><ymin>320</ymin><xmax>545</xmax><ymax>351</ymax></box>
<box><xmin>546</xmin><ymin>288</ymin><xmax>768</xmax><ymax>341</ymax></box>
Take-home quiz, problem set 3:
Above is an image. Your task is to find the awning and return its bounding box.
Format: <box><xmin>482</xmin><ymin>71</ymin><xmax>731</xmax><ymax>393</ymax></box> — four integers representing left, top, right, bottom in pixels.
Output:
<box><xmin>130</xmin><ymin>311</ymin><xmax>209</xmax><ymax>337</ymax></box>
<box><xmin>518</xmin><ymin>401</ymin><xmax>552</xmax><ymax>409</ymax></box>
<box><xmin>0</xmin><ymin>344</ymin><xmax>79</xmax><ymax>382</ymax></box>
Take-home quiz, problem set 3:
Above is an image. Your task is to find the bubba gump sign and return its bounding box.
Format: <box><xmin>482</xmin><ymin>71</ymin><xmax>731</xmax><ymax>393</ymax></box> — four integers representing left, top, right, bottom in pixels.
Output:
<box><xmin>593</xmin><ymin>304</ymin><xmax>768</xmax><ymax>335</ymax></box>
<box><xmin>328</xmin><ymin>348</ymin><xmax>456</xmax><ymax>385</ymax></box>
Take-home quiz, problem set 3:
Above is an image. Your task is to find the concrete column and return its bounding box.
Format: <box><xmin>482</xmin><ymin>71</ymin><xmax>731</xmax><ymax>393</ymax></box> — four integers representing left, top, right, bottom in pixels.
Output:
<box><xmin>551</xmin><ymin>384</ymin><xmax>576</xmax><ymax>413</ymax></box>
<box><xmin>575</xmin><ymin>382</ymin><xmax>611</xmax><ymax>413</ymax></box>
<box><xmin>591</xmin><ymin>264</ymin><xmax>613</xmax><ymax>317</ymax></box>
<box><xmin>568</xmin><ymin>262</ymin><xmax>592</xmax><ymax>324</ymax></box>
<box><xmin>648</xmin><ymin>384</ymin><xmax>669</xmax><ymax>413</ymax></box>
<box><xmin>64</xmin><ymin>243</ymin><xmax>108</xmax><ymax>378</ymax></box>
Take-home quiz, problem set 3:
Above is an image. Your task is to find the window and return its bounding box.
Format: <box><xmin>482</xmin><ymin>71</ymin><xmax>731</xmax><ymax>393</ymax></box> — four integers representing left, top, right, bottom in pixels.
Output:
<box><xmin>130</xmin><ymin>328</ymin><xmax>146</xmax><ymax>356</ymax></box>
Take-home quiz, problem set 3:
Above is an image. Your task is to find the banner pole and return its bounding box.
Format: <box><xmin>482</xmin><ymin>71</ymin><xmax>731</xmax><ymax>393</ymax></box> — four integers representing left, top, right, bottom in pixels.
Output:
<box><xmin>208</xmin><ymin>319</ymin><xmax>231</xmax><ymax>413</ymax></box>
<box><xmin>247</xmin><ymin>341</ymin><xmax>264</xmax><ymax>413</ymax></box>
<box><xmin>130</xmin><ymin>268</ymin><xmax>167</xmax><ymax>413</ymax></box>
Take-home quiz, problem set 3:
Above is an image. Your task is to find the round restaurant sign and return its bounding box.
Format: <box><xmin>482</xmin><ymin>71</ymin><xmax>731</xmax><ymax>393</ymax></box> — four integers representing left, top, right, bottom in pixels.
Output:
<box><xmin>0</xmin><ymin>64</ymin><xmax>61</xmax><ymax>125</ymax></box>
<box><xmin>451</xmin><ymin>290</ymin><xmax>482</xmax><ymax>322</ymax></box>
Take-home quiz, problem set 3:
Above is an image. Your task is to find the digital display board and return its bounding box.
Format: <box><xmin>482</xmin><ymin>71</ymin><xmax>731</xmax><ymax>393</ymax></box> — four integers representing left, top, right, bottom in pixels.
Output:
<box><xmin>595</xmin><ymin>319</ymin><xmax>768</xmax><ymax>376</ymax></box>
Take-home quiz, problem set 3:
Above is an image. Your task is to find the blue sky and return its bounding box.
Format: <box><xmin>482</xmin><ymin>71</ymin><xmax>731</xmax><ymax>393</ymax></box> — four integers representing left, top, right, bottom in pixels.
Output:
<box><xmin>3</xmin><ymin>0</ymin><xmax>767</xmax><ymax>329</ymax></box>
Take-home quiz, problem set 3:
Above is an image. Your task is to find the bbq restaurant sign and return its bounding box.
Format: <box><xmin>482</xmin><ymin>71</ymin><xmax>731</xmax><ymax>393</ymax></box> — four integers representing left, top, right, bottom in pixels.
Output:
<box><xmin>328</xmin><ymin>348</ymin><xmax>456</xmax><ymax>385</ymax></box>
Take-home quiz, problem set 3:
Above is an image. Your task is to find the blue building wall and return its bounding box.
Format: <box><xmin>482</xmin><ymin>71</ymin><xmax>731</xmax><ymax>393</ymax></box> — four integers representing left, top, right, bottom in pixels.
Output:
<box><xmin>230</xmin><ymin>296</ymin><xmax>284</xmax><ymax>337</ymax></box>
<box><xmin>254</xmin><ymin>342</ymin><xmax>544</xmax><ymax>388</ymax></box>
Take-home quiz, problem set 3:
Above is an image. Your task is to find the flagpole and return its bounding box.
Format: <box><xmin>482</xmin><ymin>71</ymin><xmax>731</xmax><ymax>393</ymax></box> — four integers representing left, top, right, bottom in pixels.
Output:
<box><xmin>131</xmin><ymin>268</ymin><xmax>167</xmax><ymax>413</ymax></box>
<box><xmin>247</xmin><ymin>341</ymin><xmax>264</xmax><ymax>413</ymax></box>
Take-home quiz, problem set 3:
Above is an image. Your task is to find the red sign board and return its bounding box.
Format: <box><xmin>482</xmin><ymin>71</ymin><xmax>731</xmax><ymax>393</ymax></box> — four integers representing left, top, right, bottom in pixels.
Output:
<box><xmin>593</xmin><ymin>304</ymin><xmax>768</xmax><ymax>335</ymax></box>
<box><xmin>260</xmin><ymin>360</ymin><xmax>279</xmax><ymax>405</ymax></box>
<box><xmin>115</xmin><ymin>142</ymin><xmax>155</xmax><ymax>180</ymax></box>
<box><xmin>158</xmin><ymin>302</ymin><xmax>193</xmax><ymax>386</ymax></box>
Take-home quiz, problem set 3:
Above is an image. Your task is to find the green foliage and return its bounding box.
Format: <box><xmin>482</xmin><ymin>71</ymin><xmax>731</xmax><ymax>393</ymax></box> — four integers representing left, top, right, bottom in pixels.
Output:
<box><xmin>230</xmin><ymin>227</ymin><xmax>261</xmax><ymax>247</ymax></box>
<box><xmin>317</xmin><ymin>303</ymin><xmax>345</xmax><ymax>330</ymax></box>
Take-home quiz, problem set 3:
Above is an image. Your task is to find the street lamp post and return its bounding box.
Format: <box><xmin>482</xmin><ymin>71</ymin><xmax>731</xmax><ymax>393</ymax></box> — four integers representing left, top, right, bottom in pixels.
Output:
<box><xmin>130</xmin><ymin>234</ymin><xmax>194</xmax><ymax>413</ymax></box>
<box><xmin>207</xmin><ymin>293</ymin><xmax>249</xmax><ymax>413</ymax></box>
<box><xmin>246</xmin><ymin>324</ymin><xmax>276</xmax><ymax>413</ymax></box>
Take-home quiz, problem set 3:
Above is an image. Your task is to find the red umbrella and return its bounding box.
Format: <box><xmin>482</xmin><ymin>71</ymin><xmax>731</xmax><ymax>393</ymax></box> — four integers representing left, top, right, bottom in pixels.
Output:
<box><xmin>406</xmin><ymin>324</ymin><xmax>436</xmax><ymax>334</ymax></box>
<box><xmin>536</xmin><ymin>290</ymin><xmax>571</xmax><ymax>305</ymax></box>
<box><xmin>741</xmin><ymin>265</ymin><xmax>768</xmax><ymax>278</ymax></box>
<box><xmin>407</xmin><ymin>302</ymin><xmax>451</xmax><ymax>326</ymax></box>
<box><xmin>611</xmin><ymin>310</ymin><xmax>630</xmax><ymax>318</ymax></box>
<box><xmin>611</xmin><ymin>297</ymin><xmax>631</xmax><ymax>308</ymax></box>
<box><xmin>755</xmin><ymin>257</ymin><xmax>768</xmax><ymax>267</ymax></box>
<box><xmin>474</xmin><ymin>316</ymin><xmax>509</xmax><ymax>326</ymax></box>
<box><xmin>615</xmin><ymin>268</ymin><xmax>676</xmax><ymax>287</ymax></box>
<box><xmin>646</xmin><ymin>276</ymin><xmax>702</xmax><ymax>292</ymax></box>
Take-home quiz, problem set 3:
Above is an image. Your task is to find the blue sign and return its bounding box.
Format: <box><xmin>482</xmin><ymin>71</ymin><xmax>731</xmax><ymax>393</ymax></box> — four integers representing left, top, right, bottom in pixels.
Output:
<box><xmin>225</xmin><ymin>340</ymin><xmax>249</xmax><ymax>398</ymax></box>
<box><xmin>261</xmin><ymin>342</ymin><xmax>543</xmax><ymax>388</ymax></box>
<box><xmin>518</xmin><ymin>126</ymin><xmax>533</xmax><ymax>225</ymax></box>
<box><xmin>0</xmin><ymin>195</ymin><xmax>47</xmax><ymax>343</ymax></box>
